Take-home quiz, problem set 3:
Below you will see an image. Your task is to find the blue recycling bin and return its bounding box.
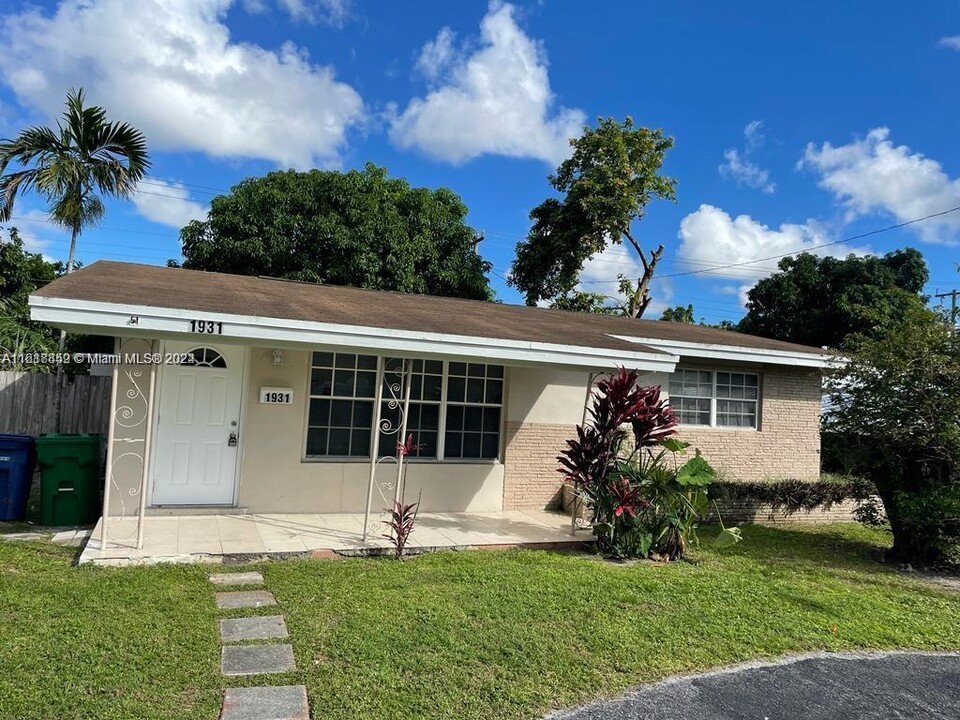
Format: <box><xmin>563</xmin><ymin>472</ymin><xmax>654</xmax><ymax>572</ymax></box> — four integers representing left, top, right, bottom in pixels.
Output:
<box><xmin>0</xmin><ymin>434</ymin><xmax>37</xmax><ymax>522</ymax></box>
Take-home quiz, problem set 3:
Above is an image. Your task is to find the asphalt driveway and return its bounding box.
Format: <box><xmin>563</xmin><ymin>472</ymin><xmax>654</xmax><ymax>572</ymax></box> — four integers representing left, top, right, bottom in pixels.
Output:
<box><xmin>548</xmin><ymin>651</ymin><xmax>960</xmax><ymax>719</ymax></box>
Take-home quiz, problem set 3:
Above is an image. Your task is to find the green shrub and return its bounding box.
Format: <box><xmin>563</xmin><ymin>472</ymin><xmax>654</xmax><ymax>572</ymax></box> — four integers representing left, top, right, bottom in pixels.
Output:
<box><xmin>710</xmin><ymin>477</ymin><xmax>877</xmax><ymax>515</ymax></box>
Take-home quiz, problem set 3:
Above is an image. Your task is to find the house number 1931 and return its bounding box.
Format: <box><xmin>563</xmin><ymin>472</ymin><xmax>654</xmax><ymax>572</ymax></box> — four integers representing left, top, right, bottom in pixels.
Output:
<box><xmin>189</xmin><ymin>320</ymin><xmax>223</xmax><ymax>334</ymax></box>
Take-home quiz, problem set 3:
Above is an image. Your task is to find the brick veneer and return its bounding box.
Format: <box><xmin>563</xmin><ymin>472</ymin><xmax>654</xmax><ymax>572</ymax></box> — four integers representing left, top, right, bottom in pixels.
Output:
<box><xmin>502</xmin><ymin>421</ymin><xmax>575</xmax><ymax>510</ymax></box>
<box><xmin>502</xmin><ymin>367</ymin><xmax>823</xmax><ymax>511</ymax></box>
<box><xmin>679</xmin><ymin>367</ymin><xmax>822</xmax><ymax>482</ymax></box>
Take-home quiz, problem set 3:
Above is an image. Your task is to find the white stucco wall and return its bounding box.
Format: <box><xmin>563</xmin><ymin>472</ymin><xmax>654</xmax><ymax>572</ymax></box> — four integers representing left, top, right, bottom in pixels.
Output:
<box><xmin>238</xmin><ymin>348</ymin><xmax>505</xmax><ymax>513</ymax></box>
<box><xmin>505</xmin><ymin>366</ymin><xmax>592</xmax><ymax>425</ymax></box>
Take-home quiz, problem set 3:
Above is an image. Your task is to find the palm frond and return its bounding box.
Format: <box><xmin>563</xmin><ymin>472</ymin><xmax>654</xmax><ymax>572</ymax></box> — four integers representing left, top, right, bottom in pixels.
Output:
<box><xmin>0</xmin><ymin>170</ymin><xmax>40</xmax><ymax>222</ymax></box>
<box><xmin>0</xmin><ymin>127</ymin><xmax>64</xmax><ymax>174</ymax></box>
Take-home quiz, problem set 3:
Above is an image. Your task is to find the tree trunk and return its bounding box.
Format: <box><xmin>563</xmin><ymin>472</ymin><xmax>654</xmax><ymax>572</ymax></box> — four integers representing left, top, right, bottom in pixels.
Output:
<box><xmin>53</xmin><ymin>227</ymin><xmax>79</xmax><ymax>433</ymax></box>
<box><xmin>627</xmin><ymin>243</ymin><xmax>664</xmax><ymax>319</ymax></box>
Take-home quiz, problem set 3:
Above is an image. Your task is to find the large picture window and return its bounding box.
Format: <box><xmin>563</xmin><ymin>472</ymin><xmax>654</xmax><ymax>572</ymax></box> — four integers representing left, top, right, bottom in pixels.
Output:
<box><xmin>668</xmin><ymin>369</ymin><xmax>759</xmax><ymax>429</ymax></box>
<box><xmin>306</xmin><ymin>353</ymin><xmax>504</xmax><ymax>460</ymax></box>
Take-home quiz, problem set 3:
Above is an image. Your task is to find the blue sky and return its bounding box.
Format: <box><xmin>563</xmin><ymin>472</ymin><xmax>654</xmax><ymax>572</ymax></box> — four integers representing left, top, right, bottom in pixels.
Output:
<box><xmin>1</xmin><ymin>0</ymin><xmax>959</xmax><ymax>324</ymax></box>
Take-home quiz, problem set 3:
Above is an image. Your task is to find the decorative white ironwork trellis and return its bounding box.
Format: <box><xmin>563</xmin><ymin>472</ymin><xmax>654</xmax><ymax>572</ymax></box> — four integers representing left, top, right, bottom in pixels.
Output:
<box><xmin>99</xmin><ymin>337</ymin><xmax>158</xmax><ymax>551</ymax></box>
<box><xmin>362</xmin><ymin>356</ymin><xmax>414</xmax><ymax>541</ymax></box>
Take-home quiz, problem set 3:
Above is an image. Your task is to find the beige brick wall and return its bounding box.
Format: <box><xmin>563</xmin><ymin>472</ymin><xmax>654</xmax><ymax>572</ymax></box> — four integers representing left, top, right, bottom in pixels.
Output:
<box><xmin>502</xmin><ymin>366</ymin><xmax>823</xmax><ymax>511</ymax></box>
<box><xmin>678</xmin><ymin>366</ymin><xmax>822</xmax><ymax>482</ymax></box>
<box><xmin>502</xmin><ymin>421</ymin><xmax>575</xmax><ymax>510</ymax></box>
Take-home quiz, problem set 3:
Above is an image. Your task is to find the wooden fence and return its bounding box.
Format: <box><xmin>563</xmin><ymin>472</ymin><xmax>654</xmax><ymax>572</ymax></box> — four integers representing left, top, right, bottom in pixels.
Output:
<box><xmin>0</xmin><ymin>371</ymin><xmax>112</xmax><ymax>436</ymax></box>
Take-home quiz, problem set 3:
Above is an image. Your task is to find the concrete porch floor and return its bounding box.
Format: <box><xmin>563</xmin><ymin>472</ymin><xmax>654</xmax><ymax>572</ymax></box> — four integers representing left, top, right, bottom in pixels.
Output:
<box><xmin>79</xmin><ymin>510</ymin><xmax>582</xmax><ymax>565</ymax></box>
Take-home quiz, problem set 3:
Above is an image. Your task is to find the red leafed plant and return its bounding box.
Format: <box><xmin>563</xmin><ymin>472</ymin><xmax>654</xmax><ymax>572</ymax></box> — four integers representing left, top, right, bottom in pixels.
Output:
<box><xmin>383</xmin><ymin>434</ymin><xmax>423</xmax><ymax>559</ymax></box>
<box><xmin>610</xmin><ymin>475</ymin><xmax>649</xmax><ymax>519</ymax></box>
<box><xmin>383</xmin><ymin>497</ymin><xmax>419</xmax><ymax>560</ymax></box>
<box><xmin>559</xmin><ymin>366</ymin><xmax>712</xmax><ymax>559</ymax></box>
<box><xmin>396</xmin><ymin>433</ymin><xmax>424</xmax><ymax>457</ymax></box>
<box><xmin>559</xmin><ymin>368</ymin><xmax>735</xmax><ymax>560</ymax></box>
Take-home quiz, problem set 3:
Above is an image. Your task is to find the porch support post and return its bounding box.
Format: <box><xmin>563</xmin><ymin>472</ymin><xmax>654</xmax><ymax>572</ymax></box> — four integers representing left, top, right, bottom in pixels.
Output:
<box><xmin>135</xmin><ymin>362</ymin><xmax>157</xmax><ymax>550</ymax></box>
<box><xmin>362</xmin><ymin>357</ymin><xmax>386</xmax><ymax>541</ymax></box>
<box><xmin>394</xmin><ymin>359</ymin><xmax>413</xmax><ymax>505</ymax></box>
<box><xmin>99</xmin><ymin>342</ymin><xmax>121</xmax><ymax>552</ymax></box>
<box><xmin>571</xmin><ymin>371</ymin><xmax>599</xmax><ymax>536</ymax></box>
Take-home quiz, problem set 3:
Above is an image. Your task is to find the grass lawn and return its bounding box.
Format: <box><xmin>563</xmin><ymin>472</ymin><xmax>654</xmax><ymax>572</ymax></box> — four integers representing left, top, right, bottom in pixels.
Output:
<box><xmin>2</xmin><ymin>524</ymin><xmax>959</xmax><ymax>720</ymax></box>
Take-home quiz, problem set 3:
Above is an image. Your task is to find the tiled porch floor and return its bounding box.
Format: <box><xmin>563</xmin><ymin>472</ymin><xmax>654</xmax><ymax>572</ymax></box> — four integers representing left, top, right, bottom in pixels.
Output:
<box><xmin>80</xmin><ymin>510</ymin><xmax>582</xmax><ymax>565</ymax></box>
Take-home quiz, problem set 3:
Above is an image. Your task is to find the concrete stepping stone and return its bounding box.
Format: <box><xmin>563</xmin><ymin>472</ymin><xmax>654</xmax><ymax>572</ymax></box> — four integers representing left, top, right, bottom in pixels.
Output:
<box><xmin>220</xmin><ymin>685</ymin><xmax>309</xmax><ymax>720</ymax></box>
<box><xmin>221</xmin><ymin>644</ymin><xmax>296</xmax><ymax>676</ymax></box>
<box><xmin>220</xmin><ymin>615</ymin><xmax>288</xmax><ymax>642</ymax></box>
<box><xmin>210</xmin><ymin>571</ymin><xmax>264</xmax><ymax>586</ymax></box>
<box><xmin>216</xmin><ymin>590</ymin><xmax>276</xmax><ymax>609</ymax></box>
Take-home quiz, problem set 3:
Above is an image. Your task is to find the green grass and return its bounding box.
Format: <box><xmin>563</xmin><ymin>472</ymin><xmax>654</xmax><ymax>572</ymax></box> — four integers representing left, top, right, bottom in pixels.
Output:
<box><xmin>1</xmin><ymin>524</ymin><xmax>959</xmax><ymax>720</ymax></box>
<box><xmin>0</xmin><ymin>542</ymin><xmax>222</xmax><ymax>720</ymax></box>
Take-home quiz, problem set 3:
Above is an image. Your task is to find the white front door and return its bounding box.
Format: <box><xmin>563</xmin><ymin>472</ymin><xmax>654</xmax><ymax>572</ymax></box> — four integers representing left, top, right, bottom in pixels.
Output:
<box><xmin>152</xmin><ymin>342</ymin><xmax>245</xmax><ymax>505</ymax></box>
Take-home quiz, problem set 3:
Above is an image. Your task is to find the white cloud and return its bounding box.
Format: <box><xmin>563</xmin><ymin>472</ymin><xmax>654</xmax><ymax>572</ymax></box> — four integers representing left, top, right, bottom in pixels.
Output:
<box><xmin>276</xmin><ymin>0</ymin><xmax>351</xmax><ymax>26</ymax></box>
<box><xmin>719</xmin><ymin>149</ymin><xmax>775</xmax><ymax>194</ymax></box>
<box><xmin>7</xmin><ymin>208</ymin><xmax>69</xmax><ymax>258</ymax></box>
<box><xmin>415</xmin><ymin>27</ymin><xmax>457</xmax><ymax>81</ymax></box>
<box><xmin>574</xmin><ymin>243</ymin><xmax>673</xmax><ymax>316</ymax></box>
<box><xmin>242</xmin><ymin>0</ymin><xmax>270</xmax><ymax>14</ymax></box>
<box><xmin>719</xmin><ymin>120</ymin><xmax>775</xmax><ymax>193</ymax></box>
<box><xmin>132</xmin><ymin>180</ymin><xmax>208</xmax><ymax>229</ymax></box>
<box><xmin>0</xmin><ymin>0</ymin><xmax>365</xmax><ymax>168</ymax></box>
<box><xmin>677</xmin><ymin>204</ymin><xmax>869</xmax><ymax>279</ymax></box>
<box><xmin>712</xmin><ymin>283</ymin><xmax>752</xmax><ymax>309</ymax></box>
<box><xmin>743</xmin><ymin>119</ymin><xmax>765</xmax><ymax>152</ymax></box>
<box><xmin>939</xmin><ymin>36</ymin><xmax>960</xmax><ymax>50</ymax></box>
<box><xmin>801</xmin><ymin>127</ymin><xmax>960</xmax><ymax>244</ymax></box>
<box><xmin>389</xmin><ymin>1</ymin><xmax>585</xmax><ymax>165</ymax></box>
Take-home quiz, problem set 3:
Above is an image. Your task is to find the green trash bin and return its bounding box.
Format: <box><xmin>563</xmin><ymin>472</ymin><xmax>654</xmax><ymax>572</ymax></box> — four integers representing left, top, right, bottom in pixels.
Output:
<box><xmin>35</xmin><ymin>433</ymin><xmax>103</xmax><ymax>526</ymax></box>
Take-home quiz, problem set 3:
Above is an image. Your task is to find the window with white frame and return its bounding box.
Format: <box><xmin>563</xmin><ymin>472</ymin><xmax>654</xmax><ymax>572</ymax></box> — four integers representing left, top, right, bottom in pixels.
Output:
<box><xmin>668</xmin><ymin>369</ymin><xmax>759</xmax><ymax>429</ymax></box>
<box><xmin>378</xmin><ymin>359</ymin><xmax>443</xmax><ymax>459</ymax></box>
<box><xmin>305</xmin><ymin>353</ymin><xmax>504</xmax><ymax>460</ymax></box>
<box><xmin>444</xmin><ymin>362</ymin><xmax>504</xmax><ymax>460</ymax></box>
<box><xmin>306</xmin><ymin>352</ymin><xmax>378</xmax><ymax>457</ymax></box>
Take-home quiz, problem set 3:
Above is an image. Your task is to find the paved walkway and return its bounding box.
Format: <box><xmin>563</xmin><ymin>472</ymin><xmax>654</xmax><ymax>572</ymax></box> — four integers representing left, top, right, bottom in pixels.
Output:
<box><xmin>81</xmin><ymin>510</ymin><xmax>581</xmax><ymax>565</ymax></box>
<box><xmin>547</xmin><ymin>651</ymin><xmax>960</xmax><ymax>720</ymax></box>
<box><xmin>212</xmin><ymin>569</ymin><xmax>308</xmax><ymax>720</ymax></box>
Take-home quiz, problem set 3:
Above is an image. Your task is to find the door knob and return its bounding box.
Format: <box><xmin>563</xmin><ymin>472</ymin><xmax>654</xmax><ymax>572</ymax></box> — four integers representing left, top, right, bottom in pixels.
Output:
<box><xmin>228</xmin><ymin>431</ymin><xmax>238</xmax><ymax>447</ymax></box>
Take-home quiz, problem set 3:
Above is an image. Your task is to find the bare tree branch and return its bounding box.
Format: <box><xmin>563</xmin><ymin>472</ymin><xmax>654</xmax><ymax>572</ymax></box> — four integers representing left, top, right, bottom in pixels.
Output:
<box><xmin>628</xmin><ymin>243</ymin><xmax>664</xmax><ymax>318</ymax></box>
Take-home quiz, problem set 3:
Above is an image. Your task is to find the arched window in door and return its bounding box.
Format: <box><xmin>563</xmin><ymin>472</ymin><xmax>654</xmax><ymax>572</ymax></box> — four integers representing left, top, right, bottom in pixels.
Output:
<box><xmin>182</xmin><ymin>347</ymin><xmax>227</xmax><ymax>369</ymax></box>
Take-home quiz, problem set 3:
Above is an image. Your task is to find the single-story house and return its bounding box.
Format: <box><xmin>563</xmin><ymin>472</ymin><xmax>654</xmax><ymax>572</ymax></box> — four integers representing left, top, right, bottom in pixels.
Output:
<box><xmin>30</xmin><ymin>261</ymin><xmax>829</xmax><ymax>532</ymax></box>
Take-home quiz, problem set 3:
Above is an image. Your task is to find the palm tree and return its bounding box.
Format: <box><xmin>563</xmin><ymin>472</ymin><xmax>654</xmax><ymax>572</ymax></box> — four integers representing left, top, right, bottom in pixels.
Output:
<box><xmin>0</xmin><ymin>87</ymin><xmax>150</xmax><ymax>275</ymax></box>
<box><xmin>0</xmin><ymin>88</ymin><xmax>149</xmax><ymax>430</ymax></box>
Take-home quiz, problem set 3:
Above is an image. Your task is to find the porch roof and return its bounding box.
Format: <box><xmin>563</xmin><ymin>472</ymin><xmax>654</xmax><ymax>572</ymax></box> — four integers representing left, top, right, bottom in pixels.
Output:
<box><xmin>30</xmin><ymin>261</ymin><xmax>830</xmax><ymax>370</ymax></box>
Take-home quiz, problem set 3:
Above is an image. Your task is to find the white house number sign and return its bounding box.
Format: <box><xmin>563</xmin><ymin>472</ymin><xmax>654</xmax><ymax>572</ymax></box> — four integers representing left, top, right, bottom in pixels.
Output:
<box><xmin>260</xmin><ymin>387</ymin><xmax>294</xmax><ymax>405</ymax></box>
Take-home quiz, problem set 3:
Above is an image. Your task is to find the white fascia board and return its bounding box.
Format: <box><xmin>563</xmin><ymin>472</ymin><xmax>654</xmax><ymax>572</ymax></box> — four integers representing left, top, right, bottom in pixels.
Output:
<box><xmin>610</xmin><ymin>335</ymin><xmax>832</xmax><ymax>368</ymax></box>
<box><xmin>29</xmin><ymin>296</ymin><xmax>680</xmax><ymax>372</ymax></box>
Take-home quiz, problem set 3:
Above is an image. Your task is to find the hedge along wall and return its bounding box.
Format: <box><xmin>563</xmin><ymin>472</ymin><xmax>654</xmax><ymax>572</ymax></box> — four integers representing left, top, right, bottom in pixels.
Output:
<box><xmin>562</xmin><ymin>478</ymin><xmax>878</xmax><ymax>526</ymax></box>
<box><xmin>706</xmin><ymin>478</ymin><xmax>878</xmax><ymax>526</ymax></box>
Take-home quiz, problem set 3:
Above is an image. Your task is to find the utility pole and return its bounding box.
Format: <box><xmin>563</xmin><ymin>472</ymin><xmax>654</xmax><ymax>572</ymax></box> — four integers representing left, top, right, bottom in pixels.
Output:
<box><xmin>934</xmin><ymin>289</ymin><xmax>960</xmax><ymax>325</ymax></box>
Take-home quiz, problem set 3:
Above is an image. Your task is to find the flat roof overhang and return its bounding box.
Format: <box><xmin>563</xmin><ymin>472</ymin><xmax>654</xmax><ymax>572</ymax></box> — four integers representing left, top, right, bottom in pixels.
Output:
<box><xmin>29</xmin><ymin>296</ymin><xmax>681</xmax><ymax>373</ymax></box>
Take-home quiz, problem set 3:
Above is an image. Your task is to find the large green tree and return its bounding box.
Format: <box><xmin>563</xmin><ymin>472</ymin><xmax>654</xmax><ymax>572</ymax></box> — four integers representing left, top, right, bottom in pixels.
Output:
<box><xmin>0</xmin><ymin>227</ymin><xmax>62</xmax><ymax>362</ymax></box>
<box><xmin>738</xmin><ymin>249</ymin><xmax>929</xmax><ymax>349</ymax></box>
<box><xmin>510</xmin><ymin>117</ymin><xmax>676</xmax><ymax>317</ymax></box>
<box><xmin>826</xmin><ymin>303</ymin><xmax>960</xmax><ymax>566</ymax></box>
<box><xmin>0</xmin><ymin>88</ymin><xmax>150</xmax><ymax>276</ymax></box>
<box><xmin>178</xmin><ymin>164</ymin><xmax>493</xmax><ymax>301</ymax></box>
<box><xmin>660</xmin><ymin>304</ymin><xmax>696</xmax><ymax>323</ymax></box>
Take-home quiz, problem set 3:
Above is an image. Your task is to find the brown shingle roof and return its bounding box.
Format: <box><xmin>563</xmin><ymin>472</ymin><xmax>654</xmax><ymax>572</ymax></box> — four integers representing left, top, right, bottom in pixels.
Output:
<box><xmin>34</xmin><ymin>261</ymin><xmax>824</xmax><ymax>357</ymax></box>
